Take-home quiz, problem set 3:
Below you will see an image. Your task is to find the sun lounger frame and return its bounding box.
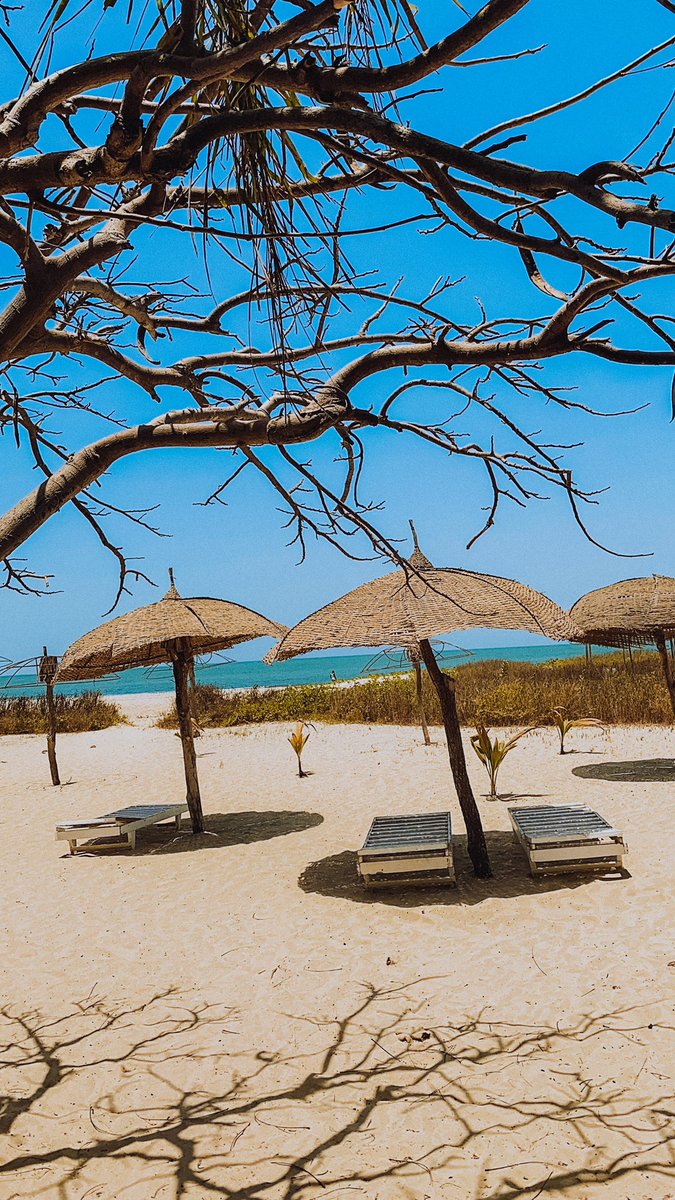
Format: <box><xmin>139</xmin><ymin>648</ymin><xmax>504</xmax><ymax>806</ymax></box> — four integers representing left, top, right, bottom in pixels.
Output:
<box><xmin>56</xmin><ymin>803</ymin><xmax>188</xmax><ymax>854</ymax></box>
<box><xmin>357</xmin><ymin>812</ymin><xmax>456</xmax><ymax>887</ymax></box>
<box><xmin>509</xmin><ymin>803</ymin><xmax>627</xmax><ymax>877</ymax></box>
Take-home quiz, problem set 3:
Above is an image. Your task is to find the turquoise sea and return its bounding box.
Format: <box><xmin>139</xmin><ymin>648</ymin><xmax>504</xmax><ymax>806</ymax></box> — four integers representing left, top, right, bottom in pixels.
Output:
<box><xmin>5</xmin><ymin>642</ymin><xmax>606</xmax><ymax>698</ymax></box>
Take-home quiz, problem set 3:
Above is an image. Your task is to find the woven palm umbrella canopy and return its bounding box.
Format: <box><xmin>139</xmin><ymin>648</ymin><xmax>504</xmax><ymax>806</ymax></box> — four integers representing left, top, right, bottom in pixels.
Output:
<box><xmin>570</xmin><ymin>575</ymin><xmax>675</xmax><ymax>714</ymax></box>
<box><xmin>269</xmin><ymin>524</ymin><xmax>577</xmax><ymax>877</ymax></box>
<box><xmin>57</xmin><ymin>570</ymin><xmax>286</xmax><ymax>832</ymax></box>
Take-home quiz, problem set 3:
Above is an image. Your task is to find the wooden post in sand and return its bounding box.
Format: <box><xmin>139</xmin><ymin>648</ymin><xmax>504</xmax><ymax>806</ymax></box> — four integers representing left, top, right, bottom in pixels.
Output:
<box><xmin>655</xmin><ymin>633</ymin><xmax>675</xmax><ymax>718</ymax></box>
<box><xmin>170</xmin><ymin>640</ymin><xmax>205</xmax><ymax>833</ymax></box>
<box><xmin>38</xmin><ymin>646</ymin><xmax>60</xmax><ymax>786</ymax></box>
<box><xmin>419</xmin><ymin>638</ymin><xmax>491</xmax><ymax>878</ymax></box>
<box><xmin>187</xmin><ymin>656</ymin><xmax>202</xmax><ymax>737</ymax></box>
<box><xmin>413</xmin><ymin>660</ymin><xmax>431</xmax><ymax>746</ymax></box>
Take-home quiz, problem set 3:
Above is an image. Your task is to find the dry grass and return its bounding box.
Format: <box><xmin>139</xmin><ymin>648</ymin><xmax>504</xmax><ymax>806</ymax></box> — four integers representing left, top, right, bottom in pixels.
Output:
<box><xmin>0</xmin><ymin>691</ymin><xmax>125</xmax><ymax>736</ymax></box>
<box><xmin>157</xmin><ymin>650</ymin><xmax>673</xmax><ymax>729</ymax></box>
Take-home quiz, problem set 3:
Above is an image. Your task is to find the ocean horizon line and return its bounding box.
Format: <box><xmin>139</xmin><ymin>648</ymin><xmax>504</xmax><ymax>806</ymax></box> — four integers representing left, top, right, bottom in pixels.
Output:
<box><xmin>4</xmin><ymin>641</ymin><xmax>613</xmax><ymax>699</ymax></box>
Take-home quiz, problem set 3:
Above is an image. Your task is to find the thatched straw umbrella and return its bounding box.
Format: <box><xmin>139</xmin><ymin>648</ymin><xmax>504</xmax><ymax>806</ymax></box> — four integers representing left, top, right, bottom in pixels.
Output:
<box><xmin>267</xmin><ymin>527</ymin><xmax>576</xmax><ymax>877</ymax></box>
<box><xmin>570</xmin><ymin>575</ymin><xmax>675</xmax><ymax>715</ymax></box>
<box><xmin>57</xmin><ymin>571</ymin><xmax>286</xmax><ymax>833</ymax></box>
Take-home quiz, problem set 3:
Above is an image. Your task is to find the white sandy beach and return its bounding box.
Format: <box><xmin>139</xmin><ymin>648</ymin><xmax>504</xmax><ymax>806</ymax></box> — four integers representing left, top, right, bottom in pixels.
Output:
<box><xmin>0</xmin><ymin>711</ymin><xmax>673</xmax><ymax>1199</ymax></box>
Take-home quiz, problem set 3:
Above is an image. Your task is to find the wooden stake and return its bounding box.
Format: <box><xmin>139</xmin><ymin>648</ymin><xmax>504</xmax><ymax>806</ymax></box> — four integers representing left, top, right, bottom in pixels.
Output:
<box><xmin>656</xmin><ymin>632</ymin><xmax>675</xmax><ymax>719</ymax></box>
<box><xmin>419</xmin><ymin>639</ymin><xmax>491</xmax><ymax>878</ymax></box>
<box><xmin>171</xmin><ymin>643</ymin><xmax>204</xmax><ymax>832</ymax></box>
<box><xmin>414</xmin><ymin>661</ymin><xmax>431</xmax><ymax>746</ymax></box>
<box><xmin>39</xmin><ymin>645</ymin><xmax>60</xmax><ymax>786</ymax></box>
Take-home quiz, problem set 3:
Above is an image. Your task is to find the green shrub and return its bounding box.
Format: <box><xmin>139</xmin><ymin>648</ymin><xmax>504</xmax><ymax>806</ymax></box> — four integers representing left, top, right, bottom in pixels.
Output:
<box><xmin>0</xmin><ymin>691</ymin><xmax>125</xmax><ymax>735</ymax></box>
<box><xmin>157</xmin><ymin>650</ymin><xmax>672</xmax><ymax>729</ymax></box>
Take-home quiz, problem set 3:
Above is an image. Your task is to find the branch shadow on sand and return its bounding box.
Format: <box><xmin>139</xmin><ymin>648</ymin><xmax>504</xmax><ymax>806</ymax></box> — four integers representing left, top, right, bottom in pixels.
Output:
<box><xmin>0</xmin><ymin>986</ymin><xmax>671</xmax><ymax>1200</ymax></box>
<box><xmin>573</xmin><ymin>758</ymin><xmax>675</xmax><ymax>783</ymax></box>
<box><xmin>298</xmin><ymin>829</ymin><xmax>626</xmax><ymax>907</ymax></box>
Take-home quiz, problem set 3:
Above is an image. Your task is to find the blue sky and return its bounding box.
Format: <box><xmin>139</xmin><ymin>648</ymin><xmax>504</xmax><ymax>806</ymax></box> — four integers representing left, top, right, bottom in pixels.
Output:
<box><xmin>1</xmin><ymin>1</ymin><xmax>674</xmax><ymax>661</ymax></box>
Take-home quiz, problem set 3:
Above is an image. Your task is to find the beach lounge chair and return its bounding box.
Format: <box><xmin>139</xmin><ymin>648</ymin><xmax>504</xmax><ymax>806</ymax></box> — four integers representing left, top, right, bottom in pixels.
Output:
<box><xmin>56</xmin><ymin>803</ymin><xmax>188</xmax><ymax>854</ymax></box>
<box><xmin>509</xmin><ymin>803</ymin><xmax>628</xmax><ymax>877</ymax></box>
<box><xmin>357</xmin><ymin>812</ymin><xmax>455</xmax><ymax>887</ymax></box>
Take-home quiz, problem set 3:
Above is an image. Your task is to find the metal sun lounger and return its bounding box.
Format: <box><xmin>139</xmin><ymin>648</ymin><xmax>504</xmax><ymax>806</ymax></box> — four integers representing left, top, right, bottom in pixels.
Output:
<box><xmin>357</xmin><ymin>812</ymin><xmax>456</xmax><ymax>887</ymax></box>
<box><xmin>509</xmin><ymin>803</ymin><xmax>628</xmax><ymax>877</ymax></box>
<box><xmin>56</xmin><ymin>803</ymin><xmax>188</xmax><ymax>854</ymax></box>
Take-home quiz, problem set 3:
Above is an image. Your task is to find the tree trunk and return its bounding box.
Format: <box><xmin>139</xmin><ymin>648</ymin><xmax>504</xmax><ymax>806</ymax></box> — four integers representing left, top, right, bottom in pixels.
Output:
<box><xmin>418</xmin><ymin>639</ymin><xmax>491</xmax><ymax>878</ymax></box>
<box><xmin>171</xmin><ymin>646</ymin><xmax>204</xmax><ymax>833</ymax></box>
<box><xmin>414</xmin><ymin>661</ymin><xmax>431</xmax><ymax>746</ymax></box>
<box><xmin>656</xmin><ymin>633</ymin><xmax>675</xmax><ymax>718</ymax></box>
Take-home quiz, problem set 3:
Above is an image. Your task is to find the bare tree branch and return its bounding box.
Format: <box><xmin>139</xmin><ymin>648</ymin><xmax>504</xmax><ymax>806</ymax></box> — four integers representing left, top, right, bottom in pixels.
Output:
<box><xmin>0</xmin><ymin>0</ymin><xmax>673</xmax><ymax>601</ymax></box>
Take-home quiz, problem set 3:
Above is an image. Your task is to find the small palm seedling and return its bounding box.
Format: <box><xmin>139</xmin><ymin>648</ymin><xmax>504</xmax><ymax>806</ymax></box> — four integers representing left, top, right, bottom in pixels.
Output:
<box><xmin>470</xmin><ymin>724</ymin><xmax>536</xmax><ymax>799</ymax></box>
<box><xmin>289</xmin><ymin>721</ymin><xmax>312</xmax><ymax>778</ymax></box>
<box><xmin>551</xmin><ymin>707</ymin><xmax>604</xmax><ymax>754</ymax></box>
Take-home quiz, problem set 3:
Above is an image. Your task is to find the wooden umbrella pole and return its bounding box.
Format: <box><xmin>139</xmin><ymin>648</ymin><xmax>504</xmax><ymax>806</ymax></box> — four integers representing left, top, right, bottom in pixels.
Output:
<box><xmin>655</xmin><ymin>633</ymin><xmax>675</xmax><ymax>718</ymax></box>
<box><xmin>187</xmin><ymin>656</ymin><xmax>202</xmax><ymax>736</ymax></box>
<box><xmin>414</xmin><ymin>661</ymin><xmax>431</xmax><ymax>746</ymax></box>
<box><xmin>39</xmin><ymin>645</ymin><xmax>60</xmax><ymax>787</ymax></box>
<box><xmin>171</xmin><ymin>643</ymin><xmax>205</xmax><ymax>833</ymax></box>
<box><xmin>419</xmin><ymin>639</ymin><xmax>491</xmax><ymax>878</ymax></box>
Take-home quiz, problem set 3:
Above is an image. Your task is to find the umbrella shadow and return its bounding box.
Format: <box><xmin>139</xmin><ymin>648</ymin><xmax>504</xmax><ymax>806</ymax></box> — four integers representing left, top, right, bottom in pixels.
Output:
<box><xmin>68</xmin><ymin>810</ymin><xmax>324</xmax><ymax>857</ymax></box>
<box><xmin>572</xmin><ymin>758</ymin><xmax>675</xmax><ymax>783</ymax></box>
<box><xmin>297</xmin><ymin>830</ymin><xmax>623</xmax><ymax>908</ymax></box>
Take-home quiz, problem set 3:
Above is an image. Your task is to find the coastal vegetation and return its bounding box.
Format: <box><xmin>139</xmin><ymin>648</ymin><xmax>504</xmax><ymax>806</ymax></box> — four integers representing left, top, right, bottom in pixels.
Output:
<box><xmin>288</xmin><ymin>721</ymin><xmax>313</xmax><ymax>778</ymax></box>
<box><xmin>157</xmin><ymin>651</ymin><xmax>673</xmax><ymax>730</ymax></box>
<box><xmin>470</xmin><ymin>725</ymin><xmax>535</xmax><ymax>799</ymax></box>
<box><xmin>550</xmin><ymin>707</ymin><xmax>605</xmax><ymax>754</ymax></box>
<box><xmin>0</xmin><ymin>692</ymin><xmax>123</xmax><ymax>736</ymax></box>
